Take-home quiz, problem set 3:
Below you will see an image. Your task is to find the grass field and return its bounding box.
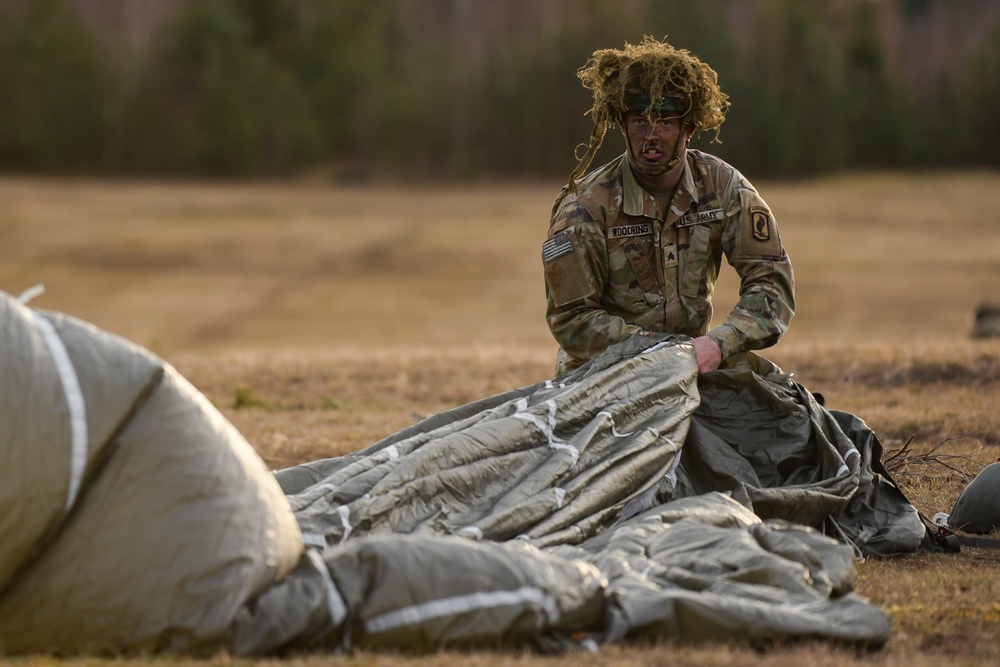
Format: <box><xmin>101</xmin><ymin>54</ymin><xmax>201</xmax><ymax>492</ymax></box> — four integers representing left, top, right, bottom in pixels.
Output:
<box><xmin>2</xmin><ymin>172</ymin><xmax>999</xmax><ymax>666</ymax></box>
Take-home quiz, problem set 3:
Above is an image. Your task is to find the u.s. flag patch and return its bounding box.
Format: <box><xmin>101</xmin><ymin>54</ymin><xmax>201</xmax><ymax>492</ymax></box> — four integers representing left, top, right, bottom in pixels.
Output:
<box><xmin>542</xmin><ymin>232</ymin><xmax>574</xmax><ymax>263</ymax></box>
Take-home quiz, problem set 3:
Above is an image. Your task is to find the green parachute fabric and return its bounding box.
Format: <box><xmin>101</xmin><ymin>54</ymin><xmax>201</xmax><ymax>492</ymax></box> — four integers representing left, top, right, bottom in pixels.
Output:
<box><xmin>0</xmin><ymin>292</ymin><xmax>303</xmax><ymax>654</ymax></box>
<box><xmin>251</xmin><ymin>336</ymin><xmax>923</xmax><ymax>654</ymax></box>
<box><xmin>1</xmin><ymin>291</ymin><xmax>926</xmax><ymax>655</ymax></box>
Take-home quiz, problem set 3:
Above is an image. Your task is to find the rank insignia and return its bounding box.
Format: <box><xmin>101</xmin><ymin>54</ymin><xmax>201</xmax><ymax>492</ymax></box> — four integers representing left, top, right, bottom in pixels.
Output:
<box><xmin>663</xmin><ymin>243</ymin><xmax>678</xmax><ymax>269</ymax></box>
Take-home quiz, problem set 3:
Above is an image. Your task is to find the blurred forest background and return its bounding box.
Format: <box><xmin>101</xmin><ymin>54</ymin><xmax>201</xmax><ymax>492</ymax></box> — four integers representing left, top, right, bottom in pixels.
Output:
<box><xmin>1</xmin><ymin>0</ymin><xmax>999</xmax><ymax>181</ymax></box>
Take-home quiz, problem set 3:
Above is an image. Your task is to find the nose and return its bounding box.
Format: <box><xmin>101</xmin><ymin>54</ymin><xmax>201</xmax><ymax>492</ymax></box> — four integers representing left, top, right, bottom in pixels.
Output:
<box><xmin>650</xmin><ymin>119</ymin><xmax>675</xmax><ymax>137</ymax></box>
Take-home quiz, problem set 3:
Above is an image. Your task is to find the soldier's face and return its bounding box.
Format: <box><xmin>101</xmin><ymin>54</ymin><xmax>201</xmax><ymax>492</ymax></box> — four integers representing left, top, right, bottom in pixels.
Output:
<box><xmin>621</xmin><ymin>110</ymin><xmax>690</xmax><ymax>180</ymax></box>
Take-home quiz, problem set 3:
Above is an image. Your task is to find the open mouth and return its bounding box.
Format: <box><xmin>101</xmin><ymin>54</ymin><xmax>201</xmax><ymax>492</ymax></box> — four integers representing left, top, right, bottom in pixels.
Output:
<box><xmin>641</xmin><ymin>147</ymin><xmax>663</xmax><ymax>160</ymax></box>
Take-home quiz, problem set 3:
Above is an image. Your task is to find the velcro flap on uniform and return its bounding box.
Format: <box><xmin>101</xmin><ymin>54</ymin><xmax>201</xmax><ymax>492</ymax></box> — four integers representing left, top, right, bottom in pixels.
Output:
<box><xmin>542</xmin><ymin>232</ymin><xmax>574</xmax><ymax>263</ymax></box>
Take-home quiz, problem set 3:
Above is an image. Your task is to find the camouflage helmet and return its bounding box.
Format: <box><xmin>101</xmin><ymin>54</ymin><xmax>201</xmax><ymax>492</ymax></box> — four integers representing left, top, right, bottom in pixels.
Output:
<box><xmin>568</xmin><ymin>36</ymin><xmax>730</xmax><ymax>189</ymax></box>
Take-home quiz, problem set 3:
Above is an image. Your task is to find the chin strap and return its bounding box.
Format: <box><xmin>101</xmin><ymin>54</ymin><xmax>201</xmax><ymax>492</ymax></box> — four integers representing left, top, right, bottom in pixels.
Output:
<box><xmin>634</xmin><ymin>125</ymin><xmax>688</xmax><ymax>175</ymax></box>
<box><xmin>666</xmin><ymin>121</ymin><xmax>695</xmax><ymax>169</ymax></box>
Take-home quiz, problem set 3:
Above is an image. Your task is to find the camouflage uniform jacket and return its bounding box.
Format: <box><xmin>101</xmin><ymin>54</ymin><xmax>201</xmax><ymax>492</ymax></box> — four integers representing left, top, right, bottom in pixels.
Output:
<box><xmin>543</xmin><ymin>150</ymin><xmax>795</xmax><ymax>376</ymax></box>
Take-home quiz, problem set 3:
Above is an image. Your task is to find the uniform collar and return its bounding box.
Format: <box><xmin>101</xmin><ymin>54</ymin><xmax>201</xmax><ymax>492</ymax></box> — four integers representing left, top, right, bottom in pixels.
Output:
<box><xmin>621</xmin><ymin>153</ymin><xmax>697</xmax><ymax>220</ymax></box>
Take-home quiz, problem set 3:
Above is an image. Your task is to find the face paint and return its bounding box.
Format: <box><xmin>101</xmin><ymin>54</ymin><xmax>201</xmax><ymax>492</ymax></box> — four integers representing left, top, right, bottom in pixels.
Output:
<box><xmin>622</xmin><ymin>111</ymin><xmax>688</xmax><ymax>193</ymax></box>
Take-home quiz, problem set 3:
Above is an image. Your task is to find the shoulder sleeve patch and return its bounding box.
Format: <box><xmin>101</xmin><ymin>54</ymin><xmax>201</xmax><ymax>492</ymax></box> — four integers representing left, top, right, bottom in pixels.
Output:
<box><xmin>543</xmin><ymin>231</ymin><xmax>597</xmax><ymax>307</ymax></box>
<box><xmin>735</xmin><ymin>193</ymin><xmax>783</xmax><ymax>259</ymax></box>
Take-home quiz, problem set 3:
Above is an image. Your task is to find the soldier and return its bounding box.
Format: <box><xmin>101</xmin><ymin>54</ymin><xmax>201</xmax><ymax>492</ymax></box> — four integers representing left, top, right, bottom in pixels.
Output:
<box><xmin>543</xmin><ymin>37</ymin><xmax>795</xmax><ymax>377</ymax></box>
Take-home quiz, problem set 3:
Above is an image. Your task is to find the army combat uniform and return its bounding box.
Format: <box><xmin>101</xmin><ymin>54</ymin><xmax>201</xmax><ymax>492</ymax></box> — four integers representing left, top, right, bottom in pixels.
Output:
<box><xmin>543</xmin><ymin>149</ymin><xmax>795</xmax><ymax>377</ymax></box>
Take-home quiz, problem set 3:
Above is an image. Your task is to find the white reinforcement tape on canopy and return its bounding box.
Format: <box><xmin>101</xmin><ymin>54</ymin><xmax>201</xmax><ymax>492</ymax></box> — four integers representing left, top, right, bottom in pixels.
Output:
<box><xmin>30</xmin><ymin>311</ymin><xmax>89</xmax><ymax>516</ymax></box>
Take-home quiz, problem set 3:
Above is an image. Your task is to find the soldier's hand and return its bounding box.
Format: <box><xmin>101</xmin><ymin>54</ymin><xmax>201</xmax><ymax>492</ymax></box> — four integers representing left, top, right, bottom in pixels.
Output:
<box><xmin>691</xmin><ymin>336</ymin><xmax>722</xmax><ymax>374</ymax></box>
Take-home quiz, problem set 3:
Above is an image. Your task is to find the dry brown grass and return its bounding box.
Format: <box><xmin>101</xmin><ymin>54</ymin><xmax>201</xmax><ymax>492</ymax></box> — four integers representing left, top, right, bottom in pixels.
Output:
<box><xmin>2</xmin><ymin>172</ymin><xmax>1000</xmax><ymax>665</ymax></box>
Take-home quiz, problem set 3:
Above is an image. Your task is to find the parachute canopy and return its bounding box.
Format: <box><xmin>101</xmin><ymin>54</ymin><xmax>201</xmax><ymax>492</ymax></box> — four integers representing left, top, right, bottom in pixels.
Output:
<box><xmin>1</xmin><ymin>292</ymin><xmax>927</xmax><ymax>655</ymax></box>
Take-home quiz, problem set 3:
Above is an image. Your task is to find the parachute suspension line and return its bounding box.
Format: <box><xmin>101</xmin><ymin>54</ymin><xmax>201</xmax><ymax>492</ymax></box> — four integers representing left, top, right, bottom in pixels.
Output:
<box><xmin>31</xmin><ymin>311</ymin><xmax>88</xmax><ymax>516</ymax></box>
<box><xmin>664</xmin><ymin>439</ymin><xmax>682</xmax><ymax>489</ymax></box>
<box><xmin>305</xmin><ymin>549</ymin><xmax>348</xmax><ymax>627</ymax></box>
<box><xmin>596</xmin><ymin>409</ymin><xmax>659</xmax><ymax>439</ymax></box>
<box><xmin>513</xmin><ymin>398</ymin><xmax>580</xmax><ymax>465</ymax></box>
<box><xmin>837</xmin><ymin>448</ymin><xmax>861</xmax><ymax>479</ymax></box>
<box><xmin>459</xmin><ymin>526</ymin><xmax>483</xmax><ymax>541</ymax></box>
<box><xmin>337</xmin><ymin>505</ymin><xmax>353</xmax><ymax>544</ymax></box>
<box><xmin>300</xmin><ymin>532</ymin><xmax>327</xmax><ymax>549</ymax></box>
<box><xmin>18</xmin><ymin>284</ymin><xmax>45</xmax><ymax>304</ymax></box>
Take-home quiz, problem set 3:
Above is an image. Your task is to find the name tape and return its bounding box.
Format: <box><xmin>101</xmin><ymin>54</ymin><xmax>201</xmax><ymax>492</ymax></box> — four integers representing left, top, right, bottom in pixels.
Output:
<box><xmin>608</xmin><ymin>223</ymin><xmax>652</xmax><ymax>239</ymax></box>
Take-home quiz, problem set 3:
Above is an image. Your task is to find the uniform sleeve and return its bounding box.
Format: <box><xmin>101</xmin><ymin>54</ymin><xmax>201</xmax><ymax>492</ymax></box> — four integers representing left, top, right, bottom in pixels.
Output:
<box><xmin>707</xmin><ymin>177</ymin><xmax>795</xmax><ymax>358</ymax></box>
<box><xmin>543</xmin><ymin>199</ymin><xmax>646</xmax><ymax>363</ymax></box>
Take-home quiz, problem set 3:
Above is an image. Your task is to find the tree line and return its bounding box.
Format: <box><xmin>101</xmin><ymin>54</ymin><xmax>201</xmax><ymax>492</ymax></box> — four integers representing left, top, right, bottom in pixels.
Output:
<box><xmin>1</xmin><ymin>0</ymin><xmax>998</xmax><ymax>180</ymax></box>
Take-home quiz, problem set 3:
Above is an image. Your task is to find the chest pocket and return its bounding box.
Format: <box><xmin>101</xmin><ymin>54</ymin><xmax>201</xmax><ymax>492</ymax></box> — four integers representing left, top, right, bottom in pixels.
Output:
<box><xmin>678</xmin><ymin>221</ymin><xmax>719</xmax><ymax>299</ymax></box>
<box><xmin>607</xmin><ymin>230</ymin><xmax>659</xmax><ymax>297</ymax></box>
